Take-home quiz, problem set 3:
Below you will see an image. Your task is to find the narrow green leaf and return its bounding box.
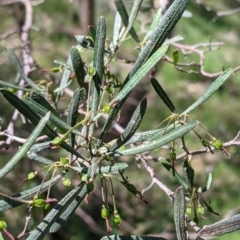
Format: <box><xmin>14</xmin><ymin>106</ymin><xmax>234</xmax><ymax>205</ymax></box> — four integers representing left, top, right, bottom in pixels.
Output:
<box><xmin>183</xmin><ymin>69</ymin><xmax>232</xmax><ymax>114</ymax></box>
<box><xmin>174</xmin><ymin>187</ymin><xmax>187</xmax><ymax>240</ymax></box>
<box><xmin>90</xmin><ymin>16</ymin><xmax>106</xmax><ymax>135</ymax></box>
<box><xmin>122</xmin><ymin>0</ymin><xmax>143</xmax><ymax>42</ymax></box>
<box><xmin>26</xmin><ymin>152</ymin><xmax>54</xmax><ymax>165</ymax></box>
<box><xmin>198</xmin><ymin>173</ymin><xmax>212</xmax><ymax>193</ymax></box>
<box><xmin>110</xmin><ymin>44</ymin><xmax>169</xmax><ymax>104</ymax></box>
<box><xmin>110</xmin><ymin>12</ymin><xmax>122</xmax><ymax>52</ymax></box>
<box><xmin>1</xmin><ymin>90</ymin><xmax>84</xmax><ymax>159</ymax></box>
<box><xmin>55</xmin><ymin>55</ymin><xmax>72</xmax><ymax>103</ymax></box>
<box><xmin>0</xmin><ymin>112</ymin><xmax>50</xmax><ymax>179</ymax></box>
<box><xmin>101</xmin><ymin>236</ymin><xmax>167</xmax><ymax>240</ymax></box>
<box><xmin>29</xmin><ymin>141</ymin><xmax>52</xmax><ymax>153</ymax></box>
<box><xmin>161</xmin><ymin>159</ymin><xmax>188</xmax><ymax>189</ymax></box>
<box><xmin>22</xmin><ymin>97</ymin><xmax>82</xmax><ymax>135</ymax></box>
<box><xmin>183</xmin><ymin>160</ymin><xmax>194</xmax><ymax>189</ymax></box>
<box><xmin>89</xmin><ymin>25</ymin><xmax>96</xmax><ymax>42</ymax></box>
<box><xmin>72</xmin><ymin>163</ymin><xmax>128</xmax><ymax>175</ymax></box>
<box><xmin>114</xmin><ymin>0</ymin><xmax>140</xmax><ymax>43</ymax></box>
<box><xmin>109</xmin><ymin>98</ymin><xmax>147</xmax><ymax>151</ymax></box>
<box><xmin>7</xmin><ymin>48</ymin><xmax>42</xmax><ymax>91</ymax></box>
<box><xmin>50</xmin><ymin>184</ymin><xmax>88</xmax><ymax>232</ymax></box>
<box><xmin>151</xmin><ymin>77</ymin><xmax>176</xmax><ymax>113</ymax></box>
<box><xmin>111</xmin><ymin>121</ymin><xmax>199</xmax><ymax>156</ymax></box>
<box><xmin>0</xmin><ymin>80</ymin><xmax>33</xmax><ymax>92</ymax></box>
<box><xmin>143</xmin><ymin>8</ymin><xmax>162</xmax><ymax>42</ymax></box>
<box><xmin>198</xmin><ymin>214</ymin><xmax>240</xmax><ymax>237</ymax></box>
<box><xmin>30</xmin><ymin>92</ymin><xmax>59</xmax><ymax>117</ymax></box>
<box><xmin>0</xmin><ymin>175</ymin><xmax>61</xmax><ymax>211</ymax></box>
<box><xmin>67</xmin><ymin>88</ymin><xmax>86</xmax><ymax>148</ymax></box>
<box><xmin>71</xmin><ymin>47</ymin><xmax>86</xmax><ymax>88</ymax></box>
<box><xmin>26</xmin><ymin>183</ymin><xmax>84</xmax><ymax>240</ymax></box>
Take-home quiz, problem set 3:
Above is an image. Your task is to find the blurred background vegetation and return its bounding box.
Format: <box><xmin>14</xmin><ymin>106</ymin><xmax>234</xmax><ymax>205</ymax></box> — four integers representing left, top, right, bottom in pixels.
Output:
<box><xmin>0</xmin><ymin>0</ymin><xmax>240</xmax><ymax>239</ymax></box>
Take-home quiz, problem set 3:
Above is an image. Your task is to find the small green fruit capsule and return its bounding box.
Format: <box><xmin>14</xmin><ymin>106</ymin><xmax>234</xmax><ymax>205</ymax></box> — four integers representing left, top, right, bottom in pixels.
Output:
<box><xmin>101</xmin><ymin>207</ymin><xmax>110</xmax><ymax>219</ymax></box>
<box><xmin>43</xmin><ymin>203</ymin><xmax>51</xmax><ymax>213</ymax></box>
<box><xmin>87</xmin><ymin>182</ymin><xmax>94</xmax><ymax>193</ymax></box>
<box><xmin>186</xmin><ymin>207</ymin><xmax>192</xmax><ymax>216</ymax></box>
<box><xmin>113</xmin><ymin>213</ymin><xmax>121</xmax><ymax>225</ymax></box>
<box><xmin>33</xmin><ymin>199</ymin><xmax>45</xmax><ymax>208</ymax></box>
<box><xmin>0</xmin><ymin>220</ymin><xmax>7</xmax><ymax>230</ymax></box>
<box><xmin>197</xmin><ymin>206</ymin><xmax>205</xmax><ymax>215</ymax></box>
<box><xmin>62</xmin><ymin>178</ymin><xmax>71</xmax><ymax>187</ymax></box>
<box><xmin>60</xmin><ymin>157</ymin><xmax>68</xmax><ymax>165</ymax></box>
<box><xmin>170</xmin><ymin>152</ymin><xmax>176</xmax><ymax>161</ymax></box>
<box><xmin>201</xmin><ymin>139</ymin><xmax>209</xmax><ymax>147</ymax></box>
<box><xmin>212</xmin><ymin>140</ymin><xmax>223</xmax><ymax>149</ymax></box>
<box><xmin>52</xmin><ymin>137</ymin><xmax>63</xmax><ymax>146</ymax></box>
<box><xmin>28</xmin><ymin>172</ymin><xmax>36</xmax><ymax>180</ymax></box>
<box><xmin>88</xmin><ymin>66</ymin><xmax>96</xmax><ymax>77</ymax></box>
<box><xmin>51</xmin><ymin>67</ymin><xmax>60</xmax><ymax>73</ymax></box>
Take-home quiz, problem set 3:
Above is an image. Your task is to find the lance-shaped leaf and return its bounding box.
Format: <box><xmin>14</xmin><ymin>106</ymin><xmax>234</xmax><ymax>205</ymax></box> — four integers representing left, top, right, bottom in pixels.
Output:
<box><xmin>29</xmin><ymin>141</ymin><xmax>52</xmax><ymax>153</ymax></box>
<box><xmin>174</xmin><ymin>187</ymin><xmax>187</xmax><ymax>240</ymax></box>
<box><xmin>109</xmin><ymin>98</ymin><xmax>147</xmax><ymax>151</ymax></box>
<box><xmin>96</xmin><ymin>99</ymin><xmax>124</xmax><ymax>148</ymax></box>
<box><xmin>110</xmin><ymin>44</ymin><xmax>168</xmax><ymax>105</ymax></box>
<box><xmin>1</xmin><ymin>90</ymin><xmax>84</xmax><ymax>159</ymax></box>
<box><xmin>26</xmin><ymin>183</ymin><xmax>85</xmax><ymax>240</ymax></box>
<box><xmin>183</xmin><ymin>69</ymin><xmax>232</xmax><ymax>114</ymax></box>
<box><xmin>55</xmin><ymin>55</ymin><xmax>72</xmax><ymax>104</ymax></box>
<box><xmin>73</xmin><ymin>163</ymin><xmax>128</xmax><ymax>175</ymax></box>
<box><xmin>26</xmin><ymin>152</ymin><xmax>54</xmax><ymax>165</ymax></box>
<box><xmin>0</xmin><ymin>112</ymin><xmax>50</xmax><ymax>179</ymax></box>
<box><xmin>122</xmin><ymin>0</ymin><xmax>189</xmax><ymax>88</ymax></box>
<box><xmin>110</xmin><ymin>12</ymin><xmax>122</xmax><ymax>52</ymax></box>
<box><xmin>198</xmin><ymin>172</ymin><xmax>212</xmax><ymax>193</ymax></box>
<box><xmin>111</xmin><ymin>121</ymin><xmax>199</xmax><ymax>156</ymax></box>
<box><xmin>0</xmin><ymin>175</ymin><xmax>61</xmax><ymax>211</ymax></box>
<box><xmin>50</xmin><ymin>184</ymin><xmax>87</xmax><ymax>232</ymax></box>
<box><xmin>90</xmin><ymin>16</ymin><xmax>106</xmax><ymax>135</ymax></box>
<box><xmin>122</xmin><ymin>0</ymin><xmax>143</xmax><ymax>42</ymax></box>
<box><xmin>101</xmin><ymin>236</ymin><xmax>167</xmax><ymax>240</ymax></box>
<box><xmin>71</xmin><ymin>47</ymin><xmax>86</xmax><ymax>88</ymax></box>
<box><xmin>89</xmin><ymin>25</ymin><xmax>96</xmax><ymax>43</ymax></box>
<box><xmin>151</xmin><ymin>77</ymin><xmax>176</xmax><ymax>113</ymax></box>
<box><xmin>22</xmin><ymin>97</ymin><xmax>82</xmax><ymax>135</ymax></box>
<box><xmin>67</xmin><ymin>88</ymin><xmax>86</xmax><ymax>148</ymax></box>
<box><xmin>114</xmin><ymin>0</ymin><xmax>140</xmax><ymax>43</ymax></box>
<box><xmin>198</xmin><ymin>214</ymin><xmax>240</xmax><ymax>237</ymax></box>
<box><xmin>7</xmin><ymin>48</ymin><xmax>41</xmax><ymax>92</ymax></box>
<box><xmin>183</xmin><ymin>160</ymin><xmax>194</xmax><ymax>189</ymax></box>
<box><xmin>161</xmin><ymin>159</ymin><xmax>188</xmax><ymax>189</ymax></box>
<box><xmin>0</xmin><ymin>80</ymin><xmax>33</xmax><ymax>92</ymax></box>
<box><xmin>143</xmin><ymin>8</ymin><xmax>162</xmax><ymax>43</ymax></box>
<box><xmin>30</xmin><ymin>92</ymin><xmax>59</xmax><ymax>117</ymax></box>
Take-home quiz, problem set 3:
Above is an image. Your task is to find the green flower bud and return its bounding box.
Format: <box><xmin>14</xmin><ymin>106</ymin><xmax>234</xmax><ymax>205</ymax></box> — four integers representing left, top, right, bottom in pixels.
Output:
<box><xmin>186</xmin><ymin>207</ymin><xmax>192</xmax><ymax>216</ymax></box>
<box><xmin>170</xmin><ymin>152</ymin><xmax>176</xmax><ymax>161</ymax></box>
<box><xmin>52</xmin><ymin>137</ymin><xmax>63</xmax><ymax>146</ymax></box>
<box><xmin>62</xmin><ymin>178</ymin><xmax>71</xmax><ymax>187</ymax></box>
<box><xmin>101</xmin><ymin>206</ymin><xmax>110</xmax><ymax>219</ymax></box>
<box><xmin>211</xmin><ymin>139</ymin><xmax>223</xmax><ymax>149</ymax></box>
<box><xmin>60</xmin><ymin>157</ymin><xmax>68</xmax><ymax>165</ymax></box>
<box><xmin>88</xmin><ymin>66</ymin><xmax>96</xmax><ymax>77</ymax></box>
<box><xmin>28</xmin><ymin>172</ymin><xmax>36</xmax><ymax>180</ymax></box>
<box><xmin>33</xmin><ymin>199</ymin><xmax>45</xmax><ymax>208</ymax></box>
<box><xmin>103</xmin><ymin>104</ymin><xmax>111</xmax><ymax>114</ymax></box>
<box><xmin>201</xmin><ymin>139</ymin><xmax>209</xmax><ymax>147</ymax></box>
<box><xmin>113</xmin><ymin>213</ymin><xmax>121</xmax><ymax>225</ymax></box>
<box><xmin>81</xmin><ymin>174</ymin><xmax>87</xmax><ymax>182</ymax></box>
<box><xmin>8</xmin><ymin>88</ymin><xmax>16</xmax><ymax>93</ymax></box>
<box><xmin>43</xmin><ymin>203</ymin><xmax>51</xmax><ymax>213</ymax></box>
<box><xmin>0</xmin><ymin>220</ymin><xmax>7</xmax><ymax>230</ymax></box>
<box><xmin>51</xmin><ymin>67</ymin><xmax>60</xmax><ymax>73</ymax></box>
<box><xmin>197</xmin><ymin>206</ymin><xmax>205</xmax><ymax>215</ymax></box>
